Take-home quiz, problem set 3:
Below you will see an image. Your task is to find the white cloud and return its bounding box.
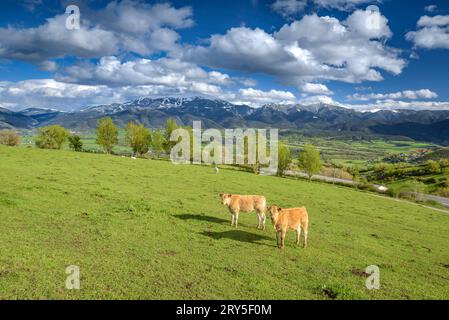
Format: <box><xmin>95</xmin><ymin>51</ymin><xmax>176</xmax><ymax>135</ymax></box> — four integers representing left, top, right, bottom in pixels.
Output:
<box><xmin>57</xmin><ymin>56</ymin><xmax>233</xmax><ymax>92</ymax></box>
<box><xmin>0</xmin><ymin>79</ymin><xmax>298</xmax><ymax>110</ymax></box>
<box><xmin>299</xmin><ymin>94</ymin><xmax>342</xmax><ymax>106</ymax></box>
<box><xmin>185</xmin><ymin>8</ymin><xmax>405</xmax><ymax>85</ymax></box>
<box><xmin>347</xmin><ymin>100</ymin><xmax>449</xmax><ymax>112</ymax></box>
<box><xmin>300</xmin><ymin>83</ymin><xmax>333</xmax><ymax>95</ymax></box>
<box><xmin>348</xmin><ymin>89</ymin><xmax>438</xmax><ymax>101</ymax></box>
<box><xmin>406</xmin><ymin>15</ymin><xmax>449</xmax><ymax>49</ymax></box>
<box><xmin>312</xmin><ymin>0</ymin><xmax>380</xmax><ymax>11</ymax></box>
<box><xmin>271</xmin><ymin>0</ymin><xmax>381</xmax><ymax>16</ymax></box>
<box><xmin>271</xmin><ymin>0</ymin><xmax>308</xmax><ymax>18</ymax></box>
<box><xmin>38</xmin><ymin>61</ymin><xmax>58</xmax><ymax>72</ymax></box>
<box><xmin>424</xmin><ymin>5</ymin><xmax>438</xmax><ymax>13</ymax></box>
<box><xmin>0</xmin><ymin>1</ymin><xmax>194</xmax><ymax>63</ymax></box>
<box><xmin>226</xmin><ymin>88</ymin><xmax>296</xmax><ymax>107</ymax></box>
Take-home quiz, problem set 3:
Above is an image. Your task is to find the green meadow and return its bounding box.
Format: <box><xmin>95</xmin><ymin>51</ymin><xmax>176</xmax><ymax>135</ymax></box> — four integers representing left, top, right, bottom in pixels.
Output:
<box><xmin>0</xmin><ymin>145</ymin><xmax>448</xmax><ymax>299</ymax></box>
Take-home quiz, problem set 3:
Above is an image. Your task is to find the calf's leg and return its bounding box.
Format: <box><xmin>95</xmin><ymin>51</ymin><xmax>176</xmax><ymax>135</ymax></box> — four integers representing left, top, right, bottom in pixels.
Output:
<box><xmin>280</xmin><ymin>229</ymin><xmax>287</xmax><ymax>250</ymax></box>
<box><xmin>257</xmin><ymin>213</ymin><xmax>262</xmax><ymax>229</ymax></box>
<box><xmin>303</xmin><ymin>222</ymin><xmax>308</xmax><ymax>248</ymax></box>
<box><xmin>234</xmin><ymin>212</ymin><xmax>240</xmax><ymax>228</ymax></box>
<box><xmin>276</xmin><ymin>230</ymin><xmax>281</xmax><ymax>248</ymax></box>
<box><xmin>296</xmin><ymin>227</ymin><xmax>302</xmax><ymax>245</ymax></box>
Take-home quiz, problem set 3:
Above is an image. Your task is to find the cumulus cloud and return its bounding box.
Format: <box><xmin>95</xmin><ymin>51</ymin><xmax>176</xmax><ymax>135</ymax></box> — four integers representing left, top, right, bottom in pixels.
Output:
<box><xmin>231</xmin><ymin>88</ymin><xmax>297</xmax><ymax>105</ymax></box>
<box><xmin>312</xmin><ymin>0</ymin><xmax>380</xmax><ymax>11</ymax></box>
<box><xmin>348</xmin><ymin>89</ymin><xmax>438</xmax><ymax>101</ymax></box>
<box><xmin>184</xmin><ymin>8</ymin><xmax>405</xmax><ymax>85</ymax></box>
<box><xmin>347</xmin><ymin>100</ymin><xmax>449</xmax><ymax>112</ymax></box>
<box><xmin>58</xmin><ymin>56</ymin><xmax>232</xmax><ymax>88</ymax></box>
<box><xmin>406</xmin><ymin>15</ymin><xmax>449</xmax><ymax>49</ymax></box>
<box><xmin>271</xmin><ymin>0</ymin><xmax>307</xmax><ymax>18</ymax></box>
<box><xmin>0</xmin><ymin>79</ymin><xmax>119</xmax><ymax>110</ymax></box>
<box><xmin>424</xmin><ymin>5</ymin><xmax>438</xmax><ymax>13</ymax></box>
<box><xmin>299</xmin><ymin>94</ymin><xmax>343</xmax><ymax>106</ymax></box>
<box><xmin>0</xmin><ymin>78</ymin><xmax>298</xmax><ymax>110</ymax></box>
<box><xmin>0</xmin><ymin>1</ymin><xmax>194</xmax><ymax>63</ymax></box>
<box><xmin>271</xmin><ymin>0</ymin><xmax>381</xmax><ymax>17</ymax></box>
<box><xmin>300</xmin><ymin>83</ymin><xmax>333</xmax><ymax>95</ymax></box>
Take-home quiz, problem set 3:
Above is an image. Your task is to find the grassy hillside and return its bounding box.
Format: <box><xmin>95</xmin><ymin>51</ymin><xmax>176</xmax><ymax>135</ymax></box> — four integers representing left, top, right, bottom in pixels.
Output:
<box><xmin>0</xmin><ymin>146</ymin><xmax>448</xmax><ymax>299</ymax></box>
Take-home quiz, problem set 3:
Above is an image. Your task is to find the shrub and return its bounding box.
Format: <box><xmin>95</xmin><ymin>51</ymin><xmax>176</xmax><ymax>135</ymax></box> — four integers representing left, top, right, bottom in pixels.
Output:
<box><xmin>425</xmin><ymin>160</ymin><xmax>441</xmax><ymax>174</ymax></box>
<box><xmin>68</xmin><ymin>135</ymin><xmax>83</xmax><ymax>152</ymax></box>
<box><xmin>437</xmin><ymin>187</ymin><xmax>449</xmax><ymax>197</ymax></box>
<box><xmin>35</xmin><ymin>125</ymin><xmax>69</xmax><ymax>149</ymax></box>
<box><xmin>0</xmin><ymin>130</ymin><xmax>20</xmax><ymax>146</ymax></box>
<box><xmin>321</xmin><ymin>166</ymin><xmax>353</xmax><ymax>180</ymax></box>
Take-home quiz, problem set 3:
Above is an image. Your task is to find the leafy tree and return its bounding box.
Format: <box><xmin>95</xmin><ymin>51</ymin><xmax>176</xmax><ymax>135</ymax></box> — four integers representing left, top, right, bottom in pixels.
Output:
<box><xmin>277</xmin><ymin>143</ymin><xmax>292</xmax><ymax>177</ymax></box>
<box><xmin>163</xmin><ymin>118</ymin><xmax>179</xmax><ymax>153</ymax></box>
<box><xmin>35</xmin><ymin>125</ymin><xmax>69</xmax><ymax>149</ymax></box>
<box><xmin>96</xmin><ymin>117</ymin><xmax>118</xmax><ymax>154</ymax></box>
<box><xmin>425</xmin><ymin>160</ymin><xmax>441</xmax><ymax>174</ymax></box>
<box><xmin>151</xmin><ymin>130</ymin><xmax>165</xmax><ymax>158</ymax></box>
<box><xmin>439</xmin><ymin>158</ymin><xmax>449</xmax><ymax>168</ymax></box>
<box><xmin>68</xmin><ymin>135</ymin><xmax>83</xmax><ymax>152</ymax></box>
<box><xmin>298</xmin><ymin>144</ymin><xmax>322</xmax><ymax>180</ymax></box>
<box><xmin>125</xmin><ymin>122</ymin><xmax>152</xmax><ymax>156</ymax></box>
<box><xmin>0</xmin><ymin>130</ymin><xmax>20</xmax><ymax>146</ymax></box>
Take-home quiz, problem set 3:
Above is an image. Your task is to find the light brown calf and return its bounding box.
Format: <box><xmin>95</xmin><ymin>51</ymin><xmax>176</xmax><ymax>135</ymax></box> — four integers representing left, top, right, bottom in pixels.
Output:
<box><xmin>268</xmin><ymin>205</ymin><xmax>309</xmax><ymax>249</ymax></box>
<box><xmin>220</xmin><ymin>193</ymin><xmax>267</xmax><ymax>229</ymax></box>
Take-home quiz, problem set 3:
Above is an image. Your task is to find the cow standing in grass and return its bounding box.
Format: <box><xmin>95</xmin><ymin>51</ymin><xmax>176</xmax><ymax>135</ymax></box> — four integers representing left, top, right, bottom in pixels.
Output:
<box><xmin>220</xmin><ymin>193</ymin><xmax>267</xmax><ymax>230</ymax></box>
<box><xmin>269</xmin><ymin>205</ymin><xmax>309</xmax><ymax>249</ymax></box>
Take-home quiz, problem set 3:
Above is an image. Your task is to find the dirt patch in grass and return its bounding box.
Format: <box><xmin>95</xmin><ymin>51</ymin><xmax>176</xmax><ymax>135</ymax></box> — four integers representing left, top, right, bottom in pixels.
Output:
<box><xmin>351</xmin><ymin>267</ymin><xmax>370</xmax><ymax>278</ymax></box>
<box><xmin>158</xmin><ymin>250</ymin><xmax>178</xmax><ymax>257</ymax></box>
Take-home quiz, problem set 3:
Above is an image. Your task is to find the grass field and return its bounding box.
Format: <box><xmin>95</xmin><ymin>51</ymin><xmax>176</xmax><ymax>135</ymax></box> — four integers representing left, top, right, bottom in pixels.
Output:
<box><xmin>283</xmin><ymin>135</ymin><xmax>437</xmax><ymax>166</ymax></box>
<box><xmin>1</xmin><ymin>145</ymin><xmax>449</xmax><ymax>299</ymax></box>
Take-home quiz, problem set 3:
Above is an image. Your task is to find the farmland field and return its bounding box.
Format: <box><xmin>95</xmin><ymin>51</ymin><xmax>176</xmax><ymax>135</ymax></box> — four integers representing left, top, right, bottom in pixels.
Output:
<box><xmin>0</xmin><ymin>146</ymin><xmax>449</xmax><ymax>299</ymax></box>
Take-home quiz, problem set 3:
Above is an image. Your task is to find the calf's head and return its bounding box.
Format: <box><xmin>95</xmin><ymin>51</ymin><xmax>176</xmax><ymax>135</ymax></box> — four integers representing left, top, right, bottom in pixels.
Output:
<box><xmin>219</xmin><ymin>193</ymin><xmax>232</xmax><ymax>206</ymax></box>
<box><xmin>268</xmin><ymin>205</ymin><xmax>282</xmax><ymax>223</ymax></box>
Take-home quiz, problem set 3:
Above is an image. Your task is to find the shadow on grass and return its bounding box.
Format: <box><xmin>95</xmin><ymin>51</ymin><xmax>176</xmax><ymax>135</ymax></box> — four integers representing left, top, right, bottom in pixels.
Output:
<box><xmin>175</xmin><ymin>213</ymin><xmax>229</xmax><ymax>225</ymax></box>
<box><xmin>200</xmin><ymin>230</ymin><xmax>275</xmax><ymax>247</ymax></box>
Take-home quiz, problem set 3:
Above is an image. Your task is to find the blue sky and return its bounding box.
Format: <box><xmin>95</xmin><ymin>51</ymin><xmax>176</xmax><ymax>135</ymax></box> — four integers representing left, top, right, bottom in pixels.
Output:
<box><xmin>0</xmin><ymin>0</ymin><xmax>448</xmax><ymax>111</ymax></box>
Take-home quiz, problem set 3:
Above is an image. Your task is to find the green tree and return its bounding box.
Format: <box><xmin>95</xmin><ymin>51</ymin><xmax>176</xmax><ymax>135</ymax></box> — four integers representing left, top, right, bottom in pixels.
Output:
<box><xmin>125</xmin><ymin>122</ymin><xmax>152</xmax><ymax>156</ymax></box>
<box><xmin>0</xmin><ymin>130</ymin><xmax>20</xmax><ymax>146</ymax></box>
<box><xmin>96</xmin><ymin>117</ymin><xmax>118</xmax><ymax>154</ymax></box>
<box><xmin>151</xmin><ymin>130</ymin><xmax>165</xmax><ymax>158</ymax></box>
<box><xmin>163</xmin><ymin>118</ymin><xmax>179</xmax><ymax>153</ymax></box>
<box><xmin>35</xmin><ymin>125</ymin><xmax>69</xmax><ymax>150</ymax></box>
<box><xmin>68</xmin><ymin>135</ymin><xmax>83</xmax><ymax>152</ymax></box>
<box><xmin>298</xmin><ymin>144</ymin><xmax>322</xmax><ymax>180</ymax></box>
<box><xmin>277</xmin><ymin>143</ymin><xmax>292</xmax><ymax>177</ymax></box>
<box><xmin>439</xmin><ymin>158</ymin><xmax>449</xmax><ymax>168</ymax></box>
<box><xmin>425</xmin><ymin>160</ymin><xmax>441</xmax><ymax>174</ymax></box>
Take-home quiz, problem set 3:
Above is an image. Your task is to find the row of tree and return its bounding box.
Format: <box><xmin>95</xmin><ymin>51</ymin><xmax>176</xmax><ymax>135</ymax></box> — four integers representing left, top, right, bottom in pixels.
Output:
<box><xmin>277</xmin><ymin>143</ymin><xmax>322</xmax><ymax>178</ymax></box>
<box><xmin>31</xmin><ymin>117</ymin><xmax>180</xmax><ymax>156</ymax></box>
<box><xmin>3</xmin><ymin>118</ymin><xmax>322</xmax><ymax>179</ymax></box>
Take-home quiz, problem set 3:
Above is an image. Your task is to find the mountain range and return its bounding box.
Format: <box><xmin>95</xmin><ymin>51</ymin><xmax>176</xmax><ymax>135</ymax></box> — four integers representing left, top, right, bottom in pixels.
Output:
<box><xmin>1</xmin><ymin>97</ymin><xmax>448</xmax><ymax>144</ymax></box>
